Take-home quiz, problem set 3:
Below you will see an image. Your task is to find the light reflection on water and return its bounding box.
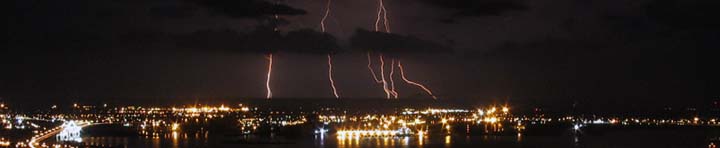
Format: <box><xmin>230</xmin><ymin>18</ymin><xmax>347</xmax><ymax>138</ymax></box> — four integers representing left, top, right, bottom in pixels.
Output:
<box><xmin>76</xmin><ymin>128</ymin><xmax>710</xmax><ymax>148</ymax></box>
<box><xmin>335</xmin><ymin>136</ymin><xmax>420</xmax><ymax>148</ymax></box>
<box><xmin>445</xmin><ymin>135</ymin><xmax>451</xmax><ymax>146</ymax></box>
<box><xmin>80</xmin><ymin>131</ymin><xmax>209</xmax><ymax>148</ymax></box>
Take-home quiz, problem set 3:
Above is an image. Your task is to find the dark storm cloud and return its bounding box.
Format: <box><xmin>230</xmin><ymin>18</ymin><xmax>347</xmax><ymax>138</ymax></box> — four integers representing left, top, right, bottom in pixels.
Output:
<box><xmin>469</xmin><ymin>0</ymin><xmax>718</xmax><ymax>105</ymax></box>
<box><xmin>176</xmin><ymin>26</ymin><xmax>281</xmax><ymax>53</ymax></box>
<box><xmin>9</xmin><ymin>0</ymin><xmax>191</xmax><ymax>51</ymax></box>
<box><xmin>175</xmin><ymin>29</ymin><xmax>245</xmax><ymax>51</ymax></box>
<box><xmin>149</xmin><ymin>4</ymin><xmax>198</xmax><ymax>18</ymax></box>
<box><xmin>420</xmin><ymin>0</ymin><xmax>527</xmax><ymax>21</ymax></box>
<box><xmin>644</xmin><ymin>0</ymin><xmax>720</xmax><ymax>100</ymax></box>
<box><xmin>349</xmin><ymin>29</ymin><xmax>451</xmax><ymax>54</ymax></box>
<box><xmin>191</xmin><ymin>0</ymin><xmax>306</xmax><ymax>19</ymax></box>
<box><xmin>6</xmin><ymin>0</ymin><xmax>716</xmax><ymax>109</ymax></box>
<box><xmin>177</xmin><ymin>26</ymin><xmax>339</xmax><ymax>54</ymax></box>
<box><xmin>646</xmin><ymin>0</ymin><xmax>720</xmax><ymax>29</ymax></box>
<box><xmin>476</xmin><ymin>38</ymin><xmax>706</xmax><ymax>106</ymax></box>
<box><xmin>282</xmin><ymin>29</ymin><xmax>340</xmax><ymax>54</ymax></box>
<box><xmin>600</xmin><ymin>0</ymin><xmax>719</xmax><ymax>34</ymax></box>
<box><xmin>9</xmin><ymin>0</ymin><xmax>312</xmax><ymax>52</ymax></box>
<box><xmin>241</xmin><ymin>26</ymin><xmax>284</xmax><ymax>53</ymax></box>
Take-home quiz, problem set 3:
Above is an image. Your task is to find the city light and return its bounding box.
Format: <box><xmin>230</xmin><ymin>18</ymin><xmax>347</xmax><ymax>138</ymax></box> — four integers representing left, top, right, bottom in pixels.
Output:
<box><xmin>336</xmin><ymin>128</ymin><xmax>412</xmax><ymax>137</ymax></box>
<box><xmin>0</xmin><ymin>102</ymin><xmax>714</xmax><ymax>147</ymax></box>
<box><xmin>57</xmin><ymin>121</ymin><xmax>83</xmax><ymax>142</ymax></box>
<box><xmin>171</xmin><ymin>123</ymin><xmax>180</xmax><ymax>131</ymax></box>
<box><xmin>314</xmin><ymin>128</ymin><xmax>328</xmax><ymax>134</ymax></box>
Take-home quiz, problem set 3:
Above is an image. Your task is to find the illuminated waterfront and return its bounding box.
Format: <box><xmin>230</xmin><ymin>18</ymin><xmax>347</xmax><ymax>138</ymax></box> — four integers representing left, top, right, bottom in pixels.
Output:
<box><xmin>1</xmin><ymin>100</ymin><xmax>717</xmax><ymax>148</ymax></box>
<box><xmin>38</xmin><ymin>126</ymin><xmax>713</xmax><ymax>148</ymax></box>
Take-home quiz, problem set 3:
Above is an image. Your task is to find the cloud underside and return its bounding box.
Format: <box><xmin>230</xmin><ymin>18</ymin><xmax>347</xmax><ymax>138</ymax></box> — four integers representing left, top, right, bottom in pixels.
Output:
<box><xmin>421</xmin><ymin>0</ymin><xmax>527</xmax><ymax>17</ymax></box>
<box><xmin>350</xmin><ymin>29</ymin><xmax>451</xmax><ymax>54</ymax></box>
<box><xmin>192</xmin><ymin>0</ymin><xmax>306</xmax><ymax>18</ymax></box>
<box><xmin>177</xmin><ymin>26</ymin><xmax>339</xmax><ymax>54</ymax></box>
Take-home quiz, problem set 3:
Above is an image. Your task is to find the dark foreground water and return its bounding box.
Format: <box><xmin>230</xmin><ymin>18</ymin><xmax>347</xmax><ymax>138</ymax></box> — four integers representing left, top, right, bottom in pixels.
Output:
<box><xmin>69</xmin><ymin>127</ymin><xmax>714</xmax><ymax>148</ymax></box>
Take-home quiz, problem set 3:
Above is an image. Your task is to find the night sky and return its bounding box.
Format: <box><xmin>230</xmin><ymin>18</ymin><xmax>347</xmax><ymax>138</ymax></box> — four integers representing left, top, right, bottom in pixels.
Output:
<box><xmin>4</xmin><ymin>0</ymin><xmax>718</xmax><ymax>109</ymax></box>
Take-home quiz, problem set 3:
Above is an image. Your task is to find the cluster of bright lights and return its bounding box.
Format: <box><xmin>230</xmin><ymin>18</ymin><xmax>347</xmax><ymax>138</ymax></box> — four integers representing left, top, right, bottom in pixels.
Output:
<box><xmin>573</xmin><ymin>123</ymin><xmax>584</xmax><ymax>131</ymax></box>
<box><xmin>56</xmin><ymin>121</ymin><xmax>83</xmax><ymax>142</ymax></box>
<box><xmin>402</xmin><ymin>108</ymin><xmax>469</xmax><ymax>115</ymax></box>
<box><xmin>472</xmin><ymin>106</ymin><xmax>511</xmax><ymax>124</ymax></box>
<box><xmin>171</xmin><ymin>105</ymin><xmax>233</xmax><ymax>113</ymax></box>
<box><xmin>280</xmin><ymin>119</ymin><xmax>308</xmax><ymax>126</ymax></box>
<box><xmin>318</xmin><ymin>115</ymin><xmax>346</xmax><ymax>123</ymax></box>
<box><xmin>0</xmin><ymin>138</ymin><xmax>10</xmax><ymax>147</ymax></box>
<box><xmin>314</xmin><ymin>128</ymin><xmax>329</xmax><ymax>134</ymax></box>
<box><xmin>477</xmin><ymin>106</ymin><xmax>509</xmax><ymax>115</ymax></box>
<box><xmin>171</xmin><ymin>123</ymin><xmax>180</xmax><ymax>131</ymax></box>
<box><xmin>5</xmin><ymin>102</ymin><xmax>719</xmax><ymax>148</ymax></box>
<box><xmin>1</xmin><ymin>117</ymin><xmax>12</xmax><ymax>129</ymax></box>
<box><xmin>336</xmin><ymin>127</ymin><xmax>413</xmax><ymax>137</ymax></box>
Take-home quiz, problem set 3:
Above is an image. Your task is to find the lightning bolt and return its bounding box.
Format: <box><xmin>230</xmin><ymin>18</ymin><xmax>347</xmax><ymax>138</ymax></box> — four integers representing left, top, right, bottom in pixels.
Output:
<box><xmin>327</xmin><ymin>54</ymin><xmax>339</xmax><ymax>98</ymax></box>
<box><xmin>374</xmin><ymin>0</ymin><xmax>390</xmax><ymax>32</ymax></box>
<box><xmin>320</xmin><ymin>0</ymin><xmax>340</xmax><ymax>98</ymax></box>
<box><xmin>320</xmin><ymin>0</ymin><xmax>331</xmax><ymax>32</ymax></box>
<box><xmin>367</xmin><ymin>53</ymin><xmax>382</xmax><ymax>83</ymax></box>
<box><xmin>374</xmin><ymin>1</ymin><xmax>383</xmax><ymax>31</ymax></box>
<box><xmin>370</xmin><ymin>0</ymin><xmax>396</xmax><ymax>99</ymax></box>
<box><xmin>264</xmin><ymin>0</ymin><xmax>286</xmax><ymax>99</ymax></box>
<box><xmin>370</xmin><ymin>0</ymin><xmax>438</xmax><ymax>99</ymax></box>
<box><xmin>380</xmin><ymin>0</ymin><xmax>390</xmax><ymax>33</ymax></box>
<box><xmin>266</xmin><ymin>53</ymin><xmax>273</xmax><ymax>99</ymax></box>
<box><xmin>398</xmin><ymin>61</ymin><xmax>437</xmax><ymax>100</ymax></box>
<box><xmin>375</xmin><ymin>0</ymin><xmax>436</xmax><ymax>99</ymax></box>
<box><xmin>389</xmin><ymin>59</ymin><xmax>399</xmax><ymax>98</ymax></box>
<box><xmin>379</xmin><ymin>54</ymin><xmax>391</xmax><ymax>99</ymax></box>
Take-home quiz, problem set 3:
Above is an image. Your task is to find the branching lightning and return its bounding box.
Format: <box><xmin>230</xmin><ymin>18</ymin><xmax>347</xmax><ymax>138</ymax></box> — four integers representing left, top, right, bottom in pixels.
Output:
<box><xmin>398</xmin><ymin>61</ymin><xmax>437</xmax><ymax>100</ymax></box>
<box><xmin>369</xmin><ymin>0</ymin><xmax>394</xmax><ymax>99</ymax></box>
<box><xmin>380</xmin><ymin>0</ymin><xmax>390</xmax><ymax>33</ymax></box>
<box><xmin>365</xmin><ymin>0</ymin><xmax>438</xmax><ymax>99</ymax></box>
<box><xmin>374</xmin><ymin>0</ymin><xmax>390</xmax><ymax>32</ymax></box>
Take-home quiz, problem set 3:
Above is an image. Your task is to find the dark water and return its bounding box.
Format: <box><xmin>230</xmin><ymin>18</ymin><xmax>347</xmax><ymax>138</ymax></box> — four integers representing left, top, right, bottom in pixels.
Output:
<box><xmin>73</xmin><ymin>127</ymin><xmax>713</xmax><ymax>148</ymax></box>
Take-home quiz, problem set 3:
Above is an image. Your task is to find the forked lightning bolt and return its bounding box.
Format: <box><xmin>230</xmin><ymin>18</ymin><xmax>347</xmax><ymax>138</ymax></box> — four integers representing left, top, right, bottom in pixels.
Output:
<box><xmin>398</xmin><ymin>61</ymin><xmax>437</xmax><ymax>99</ymax></box>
